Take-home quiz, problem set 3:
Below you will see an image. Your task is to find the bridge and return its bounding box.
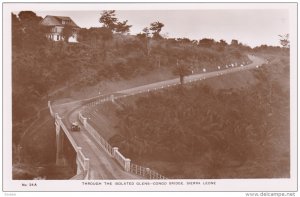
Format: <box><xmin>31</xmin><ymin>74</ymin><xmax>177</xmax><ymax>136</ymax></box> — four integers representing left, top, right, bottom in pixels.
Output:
<box><xmin>48</xmin><ymin>55</ymin><xmax>266</xmax><ymax>180</ymax></box>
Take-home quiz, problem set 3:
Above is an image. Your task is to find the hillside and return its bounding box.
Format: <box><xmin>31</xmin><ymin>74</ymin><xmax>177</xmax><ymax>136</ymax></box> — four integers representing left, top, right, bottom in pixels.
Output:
<box><xmin>91</xmin><ymin>52</ymin><xmax>289</xmax><ymax>179</ymax></box>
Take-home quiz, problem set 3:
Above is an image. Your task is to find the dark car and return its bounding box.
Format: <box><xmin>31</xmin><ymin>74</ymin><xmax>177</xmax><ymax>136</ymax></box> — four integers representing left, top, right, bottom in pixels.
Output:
<box><xmin>71</xmin><ymin>122</ymin><xmax>80</xmax><ymax>131</ymax></box>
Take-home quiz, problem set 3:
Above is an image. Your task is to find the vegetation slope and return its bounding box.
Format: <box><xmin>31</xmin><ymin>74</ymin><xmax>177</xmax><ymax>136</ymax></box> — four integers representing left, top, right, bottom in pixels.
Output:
<box><xmin>105</xmin><ymin>49</ymin><xmax>290</xmax><ymax>179</ymax></box>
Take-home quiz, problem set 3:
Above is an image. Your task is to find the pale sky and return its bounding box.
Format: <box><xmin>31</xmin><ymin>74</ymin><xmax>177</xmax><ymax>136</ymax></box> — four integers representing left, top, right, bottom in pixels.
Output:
<box><xmin>35</xmin><ymin>10</ymin><xmax>289</xmax><ymax>47</ymax></box>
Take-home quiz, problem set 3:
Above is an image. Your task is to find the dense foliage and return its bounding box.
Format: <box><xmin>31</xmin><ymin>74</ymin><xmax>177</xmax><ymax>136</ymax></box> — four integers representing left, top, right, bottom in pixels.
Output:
<box><xmin>110</xmin><ymin>55</ymin><xmax>289</xmax><ymax>178</ymax></box>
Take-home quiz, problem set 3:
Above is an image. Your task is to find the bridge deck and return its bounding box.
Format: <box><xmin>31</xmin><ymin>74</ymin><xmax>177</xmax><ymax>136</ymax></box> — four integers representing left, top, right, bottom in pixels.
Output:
<box><xmin>53</xmin><ymin>104</ymin><xmax>141</xmax><ymax>180</ymax></box>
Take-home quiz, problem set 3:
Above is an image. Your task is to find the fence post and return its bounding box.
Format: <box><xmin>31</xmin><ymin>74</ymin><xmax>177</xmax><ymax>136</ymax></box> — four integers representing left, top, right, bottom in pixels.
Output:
<box><xmin>146</xmin><ymin>168</ymin><xmax>150</xmax><ymax>179</ymax></box>
<box><xmin>112</xmin><ymin>147</ymin><xmax>118</xmax><ymax>157</ymax></box>
<box><xmin>110</xmin><ymin>94</ymin><xmax>115</xmax><ymax>103</ymax></box>
<box><xmin>84</xmin><ymin>158</ymin><xmax>90</xmax><ymax>171</ymax></box>
<box><xmin>125</xmin><ymin>158</ymin><xmax>131</xmax><ymax>172</ymax></box>
<box><xmin>83</xmin><ymin>157</ymin><xmax>90</xmax><ymax>180</ymax></box>
<box><xmin>82</xmin><ymin>116</ymin><xmax>87</xmax><ymax>127</ymax></box>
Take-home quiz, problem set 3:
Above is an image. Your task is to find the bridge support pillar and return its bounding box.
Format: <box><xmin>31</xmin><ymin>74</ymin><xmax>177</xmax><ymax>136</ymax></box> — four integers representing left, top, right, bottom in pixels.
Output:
<box><xmin>55</xmin><ymin>113</ymin><xmax>66</xmax><ymax>166</ymax></box>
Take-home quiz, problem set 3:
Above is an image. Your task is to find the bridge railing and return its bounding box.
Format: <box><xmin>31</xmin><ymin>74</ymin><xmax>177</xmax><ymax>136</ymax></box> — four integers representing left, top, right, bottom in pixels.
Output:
<box><xmin>48</xmin><ymin>101</ymin><xmax>90</xmax><ymax>180</ymax></box>
<box><xmin>76</xmin><ymin>147</ymin><xmax>90</xmax><ymax>178</ymax></box>
<box><xmin>57</xmin><ymin>116</ymin><xmax>90</xmax><ymax>179</ymax></box>
<box><xmin>78</xmin><ymin>112</ymin><xmax>167</xmax><ymax>178</ymax></box>
<box><xmin>79</xmin><ymin>112</ymin><xmax>113</xmax><ymax>156</ymax></box>
<box><xmin>56</xmin><ymin>116</ymin><xmax>78</xmax><ymax>150</ymax></box>
<box><xmin>79</xmin><ymin>112</ymin><xmax>134</xmax><ymax>172</ymax></box>
<box><xmin>112</xmin><ymin>147</ymin><xmax>131</xmax><ymax>172</ymax></box>
<box><xmin>130</xmin><ymin>163</ymin><xmax>167</xmax><ymax>179</ymax></box>
<box><xmin>78</xmin><ymin>112</ymin><xmax>87</xmax><ymax>126</ymax></box>
<box><xmin>48</xmin><ymin>101</ymin><xmax>54</xmax><ymax>117</ymax></box>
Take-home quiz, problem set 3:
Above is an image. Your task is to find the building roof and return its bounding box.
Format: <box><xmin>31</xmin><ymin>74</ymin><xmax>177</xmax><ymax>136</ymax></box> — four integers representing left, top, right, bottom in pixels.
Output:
<box><xmin>40</xmin><ymin>15</ymin><xmax>80</xmax><ymax>28</ymax></box>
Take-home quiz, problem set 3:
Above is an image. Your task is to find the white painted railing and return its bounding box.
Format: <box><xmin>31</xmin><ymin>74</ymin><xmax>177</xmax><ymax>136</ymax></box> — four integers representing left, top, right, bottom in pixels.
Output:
<box><xmin>130</xmin><ymin>163</ymin><xmax>167</xmax><ymax>179</ymax></box>
<box><xmin>79</xmin><ymin>110</ymin><xmax>167</xmax><ymax>179</ymax></box>
<box><xmin>57</xmin><ymin>115</ymin><xmax>90</xmax><ymax>179</ymax></box>
<box><xmin>79</xmin><ymin>112</ymin><xmax>113</xmax><ymax>156</ymax></box>
<box><xmin>48</xmin><ymin>101</ymin><xmax>54</xmax><ymax>117</ymax></box>
<box><xmin>76</xmin><ymin>147</ymin><xmax>90</xmax><ymax>178</ymax></box>
<box><xmin>112</xmin><ymin>147</ymin><xmax>131</xmax><ymax>172</ymax></box>
<box><xmin>79</xmin><ymin>112</ymin><xmax>132</xmax><ymax>172</ymax></box>
<box><xmin>56</xmin><ymin>115</ymin><xmax>78</xmax><ymax>150</ymax></box>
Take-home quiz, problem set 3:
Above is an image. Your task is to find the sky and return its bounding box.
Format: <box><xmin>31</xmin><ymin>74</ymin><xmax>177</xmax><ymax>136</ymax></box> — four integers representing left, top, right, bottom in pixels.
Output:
<box><xmin>35</xmin><ymin>10</ymin><xmax>289</xmax><ymax>47</ymax></box>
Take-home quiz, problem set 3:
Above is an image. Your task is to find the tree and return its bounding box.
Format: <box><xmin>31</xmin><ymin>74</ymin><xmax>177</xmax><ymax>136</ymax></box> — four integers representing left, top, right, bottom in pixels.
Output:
<box><xmin>231</xmin><ymin>39</ymin><xmax>239</xmax><ymax>46</ymax></box>
<box><xmin>216</xmin><ymin>39</ymin><xmax>228</xmax><ymax>52</ymax></box>
<box><xmin>279</xmin><ymin>34</ymin><xmax>290</xmax><ymax>48</ymax></box>
<box><xmin>17</xmin><ymin>11</ymin><xmax>47</xmax><ymax>49</ymax></box>
<box><xmin>172</xmin><ymin>60</ymin><xmax>191</xmax><ymax>85</ymax></box>
<box><xmin>18</xmin><ymin>11</ymin><xmax>43</xmax><ymax>26</ymax></box>
<box><xmin>219</xmin><ymin>39</ymin><xmax>228</xmax><ymax>47</ymax></box>
<box><xmin>99</xmin><ymin>10</ymin><xmax>118</xmax><ymax>30</ymax></box>
<box><xmin>199</xmin><ymin>38</ymin><xmax>215</xmax><ymax>48</ymax></box>
<box><xmin>62</xmin><ymin>25</ymin><xmax>73</xmax><ymax>42</ymax></box>
<box><xmin>142</xmin><ymin>27</ymin><xmax>150</xmax><ymax>37</ymax></box>
<box><xmin>99</xmin><ymin>10</ymin><xmax>131</xmax><ymax>34</ymax></box>
<box><xmin>115</xmin><ymin>20</ymin><xmax>132</xmax><ymax>34</ymax></box>
<box><xmin>136</xmin><ymin>27</ymin><xmax>152</xmax><ymax>56</ymax></box>
<box><xmin>177</xmin><ymin>38</ymin><xmax>192</xmax><ymax>45</ymax></box>
<box><xmin>149</xmin><ymin>21</ymin><xmax>164</xmax><ymax>39</ymax></box>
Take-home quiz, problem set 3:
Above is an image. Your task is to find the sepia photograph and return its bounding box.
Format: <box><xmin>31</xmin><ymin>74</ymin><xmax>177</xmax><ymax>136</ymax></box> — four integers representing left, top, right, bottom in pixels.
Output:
<box><xmin>2</xmin><ymin>2</ymin><xmax>297</xmax><ymax>192</ymax></box>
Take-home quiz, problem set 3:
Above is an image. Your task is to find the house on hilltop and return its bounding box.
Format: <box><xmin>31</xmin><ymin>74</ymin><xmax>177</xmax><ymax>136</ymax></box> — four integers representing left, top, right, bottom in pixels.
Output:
<box><xmin>40</xmin><ymin>15</ymin><xmax>80</xmax><ymax>42</ymax></box>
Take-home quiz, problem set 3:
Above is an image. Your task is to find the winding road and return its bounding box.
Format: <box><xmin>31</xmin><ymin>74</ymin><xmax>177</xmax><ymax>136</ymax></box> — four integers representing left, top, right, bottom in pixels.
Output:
<box><xmin>51</xmin><ymin>55</ymin><xmax>266</xmax><ymax>179</ymax></box>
